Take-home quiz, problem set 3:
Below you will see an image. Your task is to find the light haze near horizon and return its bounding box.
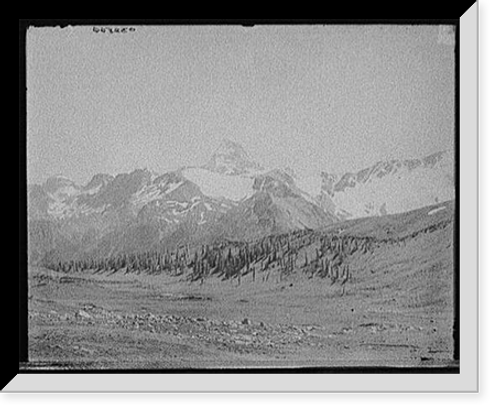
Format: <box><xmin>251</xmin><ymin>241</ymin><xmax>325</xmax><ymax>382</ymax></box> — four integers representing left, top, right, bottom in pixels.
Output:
<box><xmin>27</xmin><ymin>25</ymin><xmax>455</xmax><ymax>185</ymax></box>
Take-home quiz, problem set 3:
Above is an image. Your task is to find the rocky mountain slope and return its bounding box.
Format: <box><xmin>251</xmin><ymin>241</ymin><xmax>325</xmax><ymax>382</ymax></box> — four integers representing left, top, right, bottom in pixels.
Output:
<box><xmin>27</xmin><ymin>140</ymin><xmax>455</xmax><ymax>262</ymax></box>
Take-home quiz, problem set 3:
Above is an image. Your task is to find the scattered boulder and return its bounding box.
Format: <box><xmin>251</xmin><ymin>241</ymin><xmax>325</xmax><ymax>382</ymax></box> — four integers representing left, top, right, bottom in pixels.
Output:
<box><xmin>77</xmin><ymin>310</ymin><xmax>92</xmax><ymax>319</ymax></box>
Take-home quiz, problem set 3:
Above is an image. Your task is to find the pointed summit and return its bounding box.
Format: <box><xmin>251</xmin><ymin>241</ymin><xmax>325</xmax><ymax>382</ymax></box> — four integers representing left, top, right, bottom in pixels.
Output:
<box><xmin>216</xmin><ymin>139</ymin><xmax>247</xmax><ymax>155</ymax></box>
<box><xmin>204</xmin><ymin>139</ymin><xmax>262</xmax><ymax>175</ymax></box>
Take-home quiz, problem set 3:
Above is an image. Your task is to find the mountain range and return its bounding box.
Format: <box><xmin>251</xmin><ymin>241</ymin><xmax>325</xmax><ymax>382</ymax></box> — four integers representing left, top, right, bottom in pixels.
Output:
<box><xmin>27</xmin><ymin>139</ymin><xmax>455</xmax><ymax>262</ymax></box>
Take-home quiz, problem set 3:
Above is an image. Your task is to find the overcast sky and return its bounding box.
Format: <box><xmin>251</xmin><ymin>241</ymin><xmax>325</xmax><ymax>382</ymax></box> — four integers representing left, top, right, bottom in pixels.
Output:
<box><xmin>26</xmin><ymin>24</ymin><xmax>455</xmax><ymax>185</ymax></box>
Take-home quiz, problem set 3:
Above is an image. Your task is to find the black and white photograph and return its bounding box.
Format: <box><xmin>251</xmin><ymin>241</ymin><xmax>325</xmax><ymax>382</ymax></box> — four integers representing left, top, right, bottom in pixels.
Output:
<box><xmin>20</xmin><ymin>20</ymin><xmax>466</xmax><ymax>378</ymax></box>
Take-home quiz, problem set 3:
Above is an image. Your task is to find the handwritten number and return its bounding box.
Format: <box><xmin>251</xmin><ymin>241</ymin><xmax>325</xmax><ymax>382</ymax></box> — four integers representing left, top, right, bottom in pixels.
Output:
<box><xmin>93</xmin><ymin>27</ymin><xmax>136</xmax><ymax>34</ymax></box>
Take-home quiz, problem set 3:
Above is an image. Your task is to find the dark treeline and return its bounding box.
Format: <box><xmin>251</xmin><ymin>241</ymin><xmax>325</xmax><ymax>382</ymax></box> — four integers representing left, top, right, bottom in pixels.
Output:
<box><xmin>42</xmin><ymin>218</ymin><xmax>451</xmax><ymax>293</ymax></box>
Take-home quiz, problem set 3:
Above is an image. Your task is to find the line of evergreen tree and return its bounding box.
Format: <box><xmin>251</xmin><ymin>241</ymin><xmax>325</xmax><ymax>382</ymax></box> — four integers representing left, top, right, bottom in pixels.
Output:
<box><xmin>43</xmin><ymin>217</ymin><xmax>451</xmax><ymax>291</ymax></box>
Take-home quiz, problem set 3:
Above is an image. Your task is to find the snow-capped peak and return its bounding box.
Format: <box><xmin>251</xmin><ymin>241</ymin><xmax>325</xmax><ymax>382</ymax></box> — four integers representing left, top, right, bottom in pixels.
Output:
<box><xmin>316</xmin><ymin>150</ymin><xmax>455</xmax><ymax>220</ymax></box>
<box><xmin>204</xmin><ymin>139</ymin><xmax>262</xmax><ymax>176</ymax></box>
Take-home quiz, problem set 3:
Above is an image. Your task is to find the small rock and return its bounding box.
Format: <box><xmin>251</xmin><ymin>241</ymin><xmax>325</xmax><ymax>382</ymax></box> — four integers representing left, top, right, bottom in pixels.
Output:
<box><xmin>241</xmin><ymin>318</ymin><xmax>250</xmax><ymax>325</ymax></box>
<box><xmin>77</xmin><ymin>310</ymin><xmax>92</xmax><ymax>319</ymax></box>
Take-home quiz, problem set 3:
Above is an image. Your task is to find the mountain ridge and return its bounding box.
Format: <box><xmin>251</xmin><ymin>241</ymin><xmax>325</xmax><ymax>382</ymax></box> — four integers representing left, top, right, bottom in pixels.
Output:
<box><xmin>27</xmin><ymin>140</ymin><xmax>455</xmax><ymax>262</ymax></box>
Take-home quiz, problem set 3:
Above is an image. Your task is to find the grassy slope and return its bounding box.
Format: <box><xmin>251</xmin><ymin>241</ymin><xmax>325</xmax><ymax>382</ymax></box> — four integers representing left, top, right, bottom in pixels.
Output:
<box><xmin>27</xmin><ymin>201</ymin><xmax>455</xmax><ymax>369</ymax></box>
